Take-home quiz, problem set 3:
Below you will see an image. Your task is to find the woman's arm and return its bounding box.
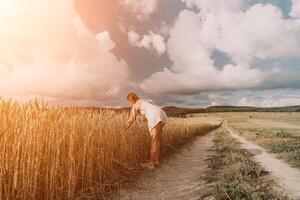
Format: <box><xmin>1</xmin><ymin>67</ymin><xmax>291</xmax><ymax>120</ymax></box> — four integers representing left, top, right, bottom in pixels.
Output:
<box><xmin>126</xmin><ymin>106</ymin><xmax>137</xmax><ymax>128</ymax></box>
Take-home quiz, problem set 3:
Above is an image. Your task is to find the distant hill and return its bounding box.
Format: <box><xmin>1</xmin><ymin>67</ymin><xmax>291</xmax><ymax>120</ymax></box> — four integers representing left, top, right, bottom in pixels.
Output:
<box><xmin>71</xmin><ymin>105</ymin><xmax>300</xmax><ymax>117</ymax></box>
<box><xmin>206</xmin><ymin>105</ymin><xmax>300</xmax><ymax>113</ymax></box>
<box><xmin>162</xmin><ymin>105</ymin><xmax>300</xmax><ymax>117</ymax></box>
<box><xmin>162</xmin><ymin>106</ymin><xmax>205</xmax><ymax>117</ymax></box>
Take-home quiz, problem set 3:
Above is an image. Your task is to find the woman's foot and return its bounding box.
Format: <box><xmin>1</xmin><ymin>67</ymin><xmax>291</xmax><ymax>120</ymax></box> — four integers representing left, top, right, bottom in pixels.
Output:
<box><xmin>145</xmin><ymin>160</ymin><xmax>159</xmax><ymax>166</ymax></box>
<box><xmin>141</xmin><ymin>162</ymin><xmax>155</xmax><ymax>170</ymax></box>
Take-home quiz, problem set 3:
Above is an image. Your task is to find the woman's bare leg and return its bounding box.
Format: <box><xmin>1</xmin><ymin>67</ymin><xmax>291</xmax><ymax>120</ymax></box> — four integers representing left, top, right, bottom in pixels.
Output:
<box><xmin>142</xmin><ymin>122</ymin><xmax>165</xmax><ymax>170</ymax></box>
<box><xmin>150</xmin><ymin>122</ymin><xmax>164</xmax><ymax>166</ymax></box>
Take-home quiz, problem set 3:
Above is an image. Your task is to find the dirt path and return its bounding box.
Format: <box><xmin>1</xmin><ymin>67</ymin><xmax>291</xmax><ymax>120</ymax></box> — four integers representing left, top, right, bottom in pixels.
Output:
<box><xmin>112</xmin><ymin>130</ymin><xmax>216</xmax><ymax>200</ymax></box>
<box><xmin>224</xmin><ymin>123</ymin><xmax>300</xmax><ymax>199</ymax></box>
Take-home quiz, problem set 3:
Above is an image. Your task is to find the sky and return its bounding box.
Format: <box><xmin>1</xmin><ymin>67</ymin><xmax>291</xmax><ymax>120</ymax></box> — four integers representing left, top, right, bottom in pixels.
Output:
<box><xmin>0</xmin><ymin>0</ymin><xmax>300</xmax><ymax>107</ymax></box>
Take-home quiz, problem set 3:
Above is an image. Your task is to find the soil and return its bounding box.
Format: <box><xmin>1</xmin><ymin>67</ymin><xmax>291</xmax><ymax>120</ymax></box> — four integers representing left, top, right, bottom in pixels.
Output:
<box><xmin>112</xmin><ymin>130</ymin><xmax>216</xmax><ymax>200</ymax></box>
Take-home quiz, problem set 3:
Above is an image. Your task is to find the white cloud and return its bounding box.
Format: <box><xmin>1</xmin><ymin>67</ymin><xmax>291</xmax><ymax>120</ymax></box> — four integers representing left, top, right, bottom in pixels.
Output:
<box><xmin>182</xmin><ymin>0</ymin><xmax>243</xmax><ymax>13</ymax></box>
<box><xmin>237</xmin><ymin>97</ymin><xmax>257</xmax><ymax>107</ymax></box>
<box><xmin>290</xmin><ymin>0</ymin><xmax>300</xmax><ymax>18</ymax></box>
<box><xmin>236</xmin><ymin>89</ymin><xmax>300</xmax><ymax>107</ymax></box>
<box><xmin>158</xmin><ymin>21</ymin><xmax>172</xmax><ymax>37</ymax></box>
<box><xmin>95</xmin><ymin>31</ymin><xmax>116</xmax><ymax>50</ymax></box>
<box><xmin>0</xmin><ymin>0</ymin><xmax>130</xmax><ymax>104</ymax></box>
<box><xmin>128</xmin><ymin>30</ymin><xmax>141</xmax><ymax>44</ymax></box>
<box><xmin>121</xmin><ymin>0</ymin><xmax>158</xmax><ymax>20</ymax></box>
<box><xmin>238</xmin><ymin>95</ymin><xmax>300</xmax><ymax>107</ymax></box>
<box><xmin>210</xmin><ymin>101</ymin><xmax>219</xmax><ymax>106</ymax></box>
<box><xmin>259</xmin><ymin>97</ymin><xmax>300</xmax><ymax>107</ymax></box>
<box><xmin>141</xmin><ymin>1</ymin><xmax>300</xmax><ymax>95</ymax></box>
<box><xmin>128</xmin><ymin>30</ymin><xmax>166</xmax><ymax>55</ymax></box>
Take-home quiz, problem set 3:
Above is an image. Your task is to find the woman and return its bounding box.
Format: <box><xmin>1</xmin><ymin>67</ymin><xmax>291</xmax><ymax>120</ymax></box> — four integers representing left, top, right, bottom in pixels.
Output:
<box><xmin>126</xmin><ymin>92</ymin><xmax>168</xmax><ymax>170</ymax></box>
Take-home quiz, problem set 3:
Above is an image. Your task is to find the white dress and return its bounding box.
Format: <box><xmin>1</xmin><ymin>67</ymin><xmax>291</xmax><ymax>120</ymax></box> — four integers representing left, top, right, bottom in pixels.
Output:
<box><xmin>140</xmin><ymin>99</ymin><xmax>168</xmax><ymax>132</ymax></box>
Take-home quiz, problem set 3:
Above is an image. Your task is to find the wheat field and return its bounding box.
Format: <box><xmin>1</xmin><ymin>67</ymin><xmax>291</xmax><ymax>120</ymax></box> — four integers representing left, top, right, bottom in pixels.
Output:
<box><xmin>0</xmin><ymin>99</ymin><xmax>219</xmax><ymax>200</ymax></box>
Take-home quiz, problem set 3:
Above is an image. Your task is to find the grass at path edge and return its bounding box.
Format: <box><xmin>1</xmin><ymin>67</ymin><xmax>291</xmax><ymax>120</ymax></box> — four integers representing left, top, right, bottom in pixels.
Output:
<box><xmin>202</xmin><ymin>129</ymin><xmax>289</xmax><ymax>200</ymax></box>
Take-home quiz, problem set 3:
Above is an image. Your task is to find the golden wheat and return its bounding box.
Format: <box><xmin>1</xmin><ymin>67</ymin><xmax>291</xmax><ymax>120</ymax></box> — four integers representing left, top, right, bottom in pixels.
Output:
<box><xmin>0</xmin><ymin>99</ymin><xmax>218</xmax><ymax>199</ymax></box>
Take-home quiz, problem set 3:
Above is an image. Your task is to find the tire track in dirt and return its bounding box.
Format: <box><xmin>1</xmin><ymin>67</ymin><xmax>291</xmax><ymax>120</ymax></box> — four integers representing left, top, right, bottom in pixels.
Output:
<box><xmin>112</xmin><ymin>130</ymin><xmax>216</xmax><ymax>200</ymax></box>
<box><xmin>224</xmin><ymin>123</ymin><xmax>300</xmax><ymax>199</ymax></box>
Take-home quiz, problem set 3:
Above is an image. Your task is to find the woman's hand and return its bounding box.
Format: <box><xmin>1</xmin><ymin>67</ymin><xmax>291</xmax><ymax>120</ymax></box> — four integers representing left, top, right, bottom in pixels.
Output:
<box><xmin>125</xmin><ymin>121</ymin><xmax>132</xmax><ymax>129</ymax></box>
<box><xmin>126</xmin><ymin>106</ymin><xmax>137</xmax><ymax>129</ymax></box>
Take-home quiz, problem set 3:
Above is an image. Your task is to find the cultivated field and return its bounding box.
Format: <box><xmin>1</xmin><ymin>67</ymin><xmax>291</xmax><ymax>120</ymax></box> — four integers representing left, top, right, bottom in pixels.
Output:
<box><xmin>2</xmin><ymin>101</ymin><xmax>298</xmax><ymax>200</ymax></box>
<box><xmin>193</xmin><ymin>112</ymin><xmax>300</xmax><ymax>169</ymax></box>
<box><xmin>0</xmin><ymin>99</ymin><xmax>220</xmax><ymax>200</ymax></box>
<box><xmin>199</xmin><ymin>112</ymin><xmax>300</xmax><ymax>168</ymax></box>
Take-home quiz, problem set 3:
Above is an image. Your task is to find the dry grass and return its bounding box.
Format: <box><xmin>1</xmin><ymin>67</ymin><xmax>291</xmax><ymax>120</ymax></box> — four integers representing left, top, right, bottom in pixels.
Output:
<box><xmin>200</xmin><ymin>112</ymin><xmax>300</xmax><ymax>169</ymax></box>
<box><xmin>235</xmin><ymin>127</ymin><xmax>300</xmax><ymax>169</ymax></box>
<box><xmin>0</xmin><ymin>99</ymin><xmax>219</xmax><ymax>200</ymax></box>
<box><xmin>203</xmin><ymin>129</ymin><xmax>289</xmax><ymax>200</ymax></box>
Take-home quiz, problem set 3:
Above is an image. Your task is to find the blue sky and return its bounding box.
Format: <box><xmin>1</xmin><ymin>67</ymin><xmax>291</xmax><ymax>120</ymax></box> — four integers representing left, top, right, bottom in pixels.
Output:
<box><xmin>248</xmin><ymin>0</ymin><xmax>292</xmax><ymax>17</ymax></box>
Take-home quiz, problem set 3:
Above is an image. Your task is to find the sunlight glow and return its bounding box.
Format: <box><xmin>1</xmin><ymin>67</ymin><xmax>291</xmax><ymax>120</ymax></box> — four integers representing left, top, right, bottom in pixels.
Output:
<box><xmin>0</xmin><ymin>0</ymin><xmax>129</xmax><ymax>104</ymax></box>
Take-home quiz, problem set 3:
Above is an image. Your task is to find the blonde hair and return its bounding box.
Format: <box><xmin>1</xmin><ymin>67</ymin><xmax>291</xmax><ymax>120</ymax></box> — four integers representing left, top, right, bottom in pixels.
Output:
<box><xmin>127</xmin><ymin>92</ymin><xmax>139</xmax><ymax>103</ymax></box>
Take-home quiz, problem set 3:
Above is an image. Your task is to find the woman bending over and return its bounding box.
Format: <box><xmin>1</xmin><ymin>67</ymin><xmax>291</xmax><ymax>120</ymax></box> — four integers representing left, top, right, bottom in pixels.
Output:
<box><xmin>126</xmin><ymin>92</ymin><xmax>168</xmax><ymax>170</ymax></box>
